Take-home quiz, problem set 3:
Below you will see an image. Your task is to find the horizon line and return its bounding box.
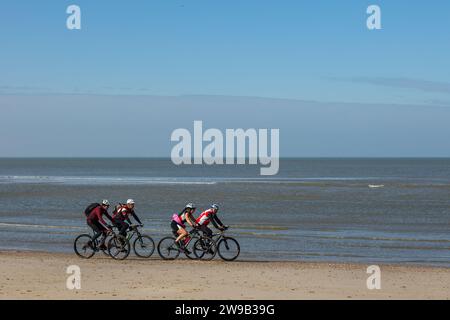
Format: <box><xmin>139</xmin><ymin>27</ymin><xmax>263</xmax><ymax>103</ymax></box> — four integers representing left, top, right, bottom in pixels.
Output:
<box><xmin>1</xmin><ymin>156</ymin><xmax>450</xmax><ymax>160</ymax></box>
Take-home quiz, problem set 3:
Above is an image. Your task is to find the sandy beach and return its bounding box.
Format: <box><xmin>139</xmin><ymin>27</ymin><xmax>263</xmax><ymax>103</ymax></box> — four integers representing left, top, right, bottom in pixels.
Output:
<box><xmin>0</xmin><ymin>251</ymin><xmax>449</xmax><ymax>300</ymax></box>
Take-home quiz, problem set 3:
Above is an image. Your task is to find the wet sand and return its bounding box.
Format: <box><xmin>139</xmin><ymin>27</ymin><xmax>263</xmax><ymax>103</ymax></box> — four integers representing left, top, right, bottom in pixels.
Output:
<box><xmin>0</xmin><ymin>251</ymin><xmax>449</xmax><ymax>299</ymax></box>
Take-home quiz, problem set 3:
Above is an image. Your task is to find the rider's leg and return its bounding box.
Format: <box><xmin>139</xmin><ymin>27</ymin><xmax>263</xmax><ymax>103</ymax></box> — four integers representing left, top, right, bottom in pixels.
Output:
<box><xmin>198</xmin><ymin>225</ymin><xmax>214</xmax><ymax>254</ymax></box>
<box><xmin>122</xmin><ymin>221</ymin><xmax>129</xmax><ymax>237</ymax></box>
<box><xmin>115</xmin><ymin>219</ymin><xmax>128</xmax><ymax>237</ymax></box>
<box><xmin>88</xmin><ymin>221</ymin><xmax>102</xmax><ymax>241</ymax></box>
<box><xmin>199</xmin><ymin>225</ymin><xmax>213</xmax><ymax>238</ymax></box>
<box><xmin>171</xmin><ymin>221</ymin><xmax>186</xmax><ymax>245</ymax></box>
<box><xmin>175</xmin><ymin>227</ymin><xmax>188</xmax><ymax>244</ymax></box>
<box><xmin>99</xmin><ymin>230</ymin><xmax>108</xmax><ymax>246</ymax></box>
<box><xmin>170</xmin><ymin>220</ymin><xmax>179</xmax><ymax>237</ymax></box>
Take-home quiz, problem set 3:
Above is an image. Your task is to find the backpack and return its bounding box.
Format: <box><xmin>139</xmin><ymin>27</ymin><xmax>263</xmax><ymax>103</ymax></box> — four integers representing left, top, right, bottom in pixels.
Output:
<box><xmin>84</xmin><ymin>202</ymin><xmax>100</xmax><ymax>217</ymax></box>
<box><xmin>112</xmin><ymin>203</ymin><xmax>125</xmax><ymax>218</ymax></box>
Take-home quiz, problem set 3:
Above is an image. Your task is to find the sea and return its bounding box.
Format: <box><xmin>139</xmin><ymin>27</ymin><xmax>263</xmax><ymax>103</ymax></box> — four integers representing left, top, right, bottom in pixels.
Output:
<box><xmin>0</xmin><ymin>158</ymin><xmax>449</xmax><ymax>267</ymax></box>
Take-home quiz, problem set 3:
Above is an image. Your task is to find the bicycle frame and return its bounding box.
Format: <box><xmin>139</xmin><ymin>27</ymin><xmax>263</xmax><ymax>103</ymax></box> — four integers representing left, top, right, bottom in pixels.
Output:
<box><xmin>126</xmin><ymin>225</ymin><xmax>144</xmax><ymax>242</ymax></box>
<box><xmin>127</xmin><ymin>229</ymin><xmax>139</xmax><ymax>242</ymax></box>
<box><xmin>106</xmin><ymin>226</ymin><xmax>126</xmax><ymax>243</ymax></box>
<box><xmin>183</xmin><ymin>228</ymin><xmax>201</xmax><ymax>246</ymax></box>
<box><xmin>212</xmin><ymin>232</ymin><xmax>225</xmax><ymax>242</ymax></box>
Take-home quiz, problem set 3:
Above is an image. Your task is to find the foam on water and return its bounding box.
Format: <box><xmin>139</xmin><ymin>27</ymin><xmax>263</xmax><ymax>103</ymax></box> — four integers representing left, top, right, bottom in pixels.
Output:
<box><xmin>0</xmin><ymin>175</ymin><xmax>218</xmax><ymax>185</ymax></box>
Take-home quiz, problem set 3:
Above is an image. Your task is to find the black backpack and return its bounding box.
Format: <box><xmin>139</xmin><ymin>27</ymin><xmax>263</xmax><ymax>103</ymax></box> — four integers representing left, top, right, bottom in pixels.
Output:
<box><xmin>84</xmin><ymin>202</ymin><xmax>100</xmax><ymax>217</ymax></box>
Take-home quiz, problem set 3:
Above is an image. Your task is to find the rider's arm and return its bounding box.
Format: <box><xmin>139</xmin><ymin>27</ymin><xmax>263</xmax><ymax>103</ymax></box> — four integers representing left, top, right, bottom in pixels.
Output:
<box><xmin>126</xmin><ymin>216</ymin><xmax>132</xmax><ymax>225</ymax></box>
<box><xmin>131</xmin><ymin>211</ymin><xmax>143</xmax><ymax>225</ymax></box>
<box><xmin>104</xmin><ymin>211</ymin><xmax>114</xmax><ymax>224</ymax></box>
<box><xmin>186</xmin><ymin>213</ymin><xmax>196</xmax><ymax>227</ymax></box>
<box><xmin>96</xmin><ymin>209</ymin><xmax>110</xmax><ymax>229</ymax></box>
<box><xmin>211</xmin><ymin>214</ymin><xmax>224</xmax><ymax>229</ymax></box>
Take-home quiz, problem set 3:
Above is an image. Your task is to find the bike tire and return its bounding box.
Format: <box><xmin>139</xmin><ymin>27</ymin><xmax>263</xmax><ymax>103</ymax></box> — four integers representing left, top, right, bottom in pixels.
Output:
<box><xmin>157</xmin><ymin>236</ymin><xmax>181</xmax><ymax>260</ymax></box>
<box><xmin>108</xmin><ymin>235</ymin><xmax>130</xmax><ymax>260</ymax></box>
<box><xmin>217</xmin><ymin>237</ymin><xmax>240</xmax><ymax>261</ymax></box>
<box><xmin>184</xmin><ymin>235</ymin><xmax>200</xmax><ymax>260</ymax></box>
<box><xmin>74</xmin><ymin>234</ymin><xmax>96</xmax><ymax>259</ymax></box>
<box><xmin>193</xmin><ymin>238</ymin><xmax>217</xmax><ymax>261</ymax></box>
<box><xmin>133</xmin><ymin>235</ymin><xmax>155</xmax><ymax>258</ymax></box>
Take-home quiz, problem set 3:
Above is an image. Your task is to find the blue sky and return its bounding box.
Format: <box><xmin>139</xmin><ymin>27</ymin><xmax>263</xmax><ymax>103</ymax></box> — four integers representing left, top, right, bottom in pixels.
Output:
<box><xmin>1</xmin><ymin>0</ymin><xmax>450</xmax><ymax>104</ymax></box>
<box><xmin>1</xmin><ymin>1</ymin><xmax>450</xmax><ymax>157</ymax></box>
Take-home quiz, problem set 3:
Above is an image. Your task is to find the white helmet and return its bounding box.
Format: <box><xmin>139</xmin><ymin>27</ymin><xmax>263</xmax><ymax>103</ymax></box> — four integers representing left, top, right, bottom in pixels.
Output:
<box><xmin>211</xmin><ymin>204</ymin><xmax>219</xmax><ymax>211</ymax></box>
<box><xmin>185</xmin><ymin>203</ymin><xmax>196</xmax><ymax>209</ymax></box>
<box><xmin>102</xmin><ymin>199</ymin><xmax>110</xmax><ymax>206</ymax></box>
<box><xmin>127</xmin><ymin>199</ymin><xmax>135</xmax><ymax>205</ymax></box>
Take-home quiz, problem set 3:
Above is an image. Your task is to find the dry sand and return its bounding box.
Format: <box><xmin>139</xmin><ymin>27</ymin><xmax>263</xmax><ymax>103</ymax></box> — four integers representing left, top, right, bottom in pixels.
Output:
<box><xmin>0</xmin><ymin>251</ymin><xmax>449</xmax><ymax>299</ymax></box>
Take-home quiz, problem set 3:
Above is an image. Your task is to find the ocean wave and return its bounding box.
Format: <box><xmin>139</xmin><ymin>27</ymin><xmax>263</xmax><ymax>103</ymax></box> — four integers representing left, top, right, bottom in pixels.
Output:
<box><xmin>0</xmin><ymin>222</ymin><xmax>83</xmax><ymax>230</ymax></box>
<box><xmin>1</xmin><ymin>175</ymin><xmax>449</xmax><ymax>189</ymax></box>
<box><xmin>0</xmin><ymin>175</ymin><xmax>390</xmax><ymax>186</ymax></box>
<box><xmin>306</xmin><ymin>234</ymin><xmax>450</xmax><ymax>243</ymax></box>
<box><xmin>0</xmin><ymin>175</ymin><xmax>217</xmax><ymax>185</ymax></box>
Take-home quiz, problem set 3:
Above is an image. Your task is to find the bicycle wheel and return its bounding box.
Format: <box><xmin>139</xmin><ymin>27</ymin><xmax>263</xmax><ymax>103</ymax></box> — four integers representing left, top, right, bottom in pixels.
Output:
<box><xmin>108</xmin><ymin>235</ymin><xmax>130</xmax><ymax>260</ymax></box>
<box><xmin>184</xmin><ymin>235</ymin><xmax>200</xmax><ymax>260</ymax></box>
<box><xmin>193</xmin><ymin>238</ymin><xmax>217</xmax><ymax>261</ymax></box>
<box><xmin>217</xmin><ymin>237</ymin><xmax>240</xmax><ymax>261</ymax></box>
<box><xmin>157</xmin><ymin>236</ymin><xmax>180</xmax><ymax>260</ymax></box>
<box><xmin>74</xmin><ymin>234</ymin><xmax>96</xmax><ymax>259</ymax></box>
<box><xmin>133</xmin><ymin>235</ymin><xmax>155</xmax><ymax>258</ymax></box>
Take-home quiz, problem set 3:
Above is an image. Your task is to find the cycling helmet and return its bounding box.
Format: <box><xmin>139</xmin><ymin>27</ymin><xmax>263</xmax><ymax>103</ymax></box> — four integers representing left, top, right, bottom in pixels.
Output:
<box><xmin>102</xmin><ymin>199</ymin><xmax>110</xmax><ymax>206</ymax></box>
<box><xmin>211</xmin><ymin>204</ymin><xmax>219</xmax><ymax>211</ymax></box>
<box><xmin>127</xmin><ymin>199</ymin><xmax>135</xmax><ymax>205</ymax></box>
<box><xmin>185</xmin><ymin>203</ymin><xmax>196</xmax><ymax>209</ymax></box>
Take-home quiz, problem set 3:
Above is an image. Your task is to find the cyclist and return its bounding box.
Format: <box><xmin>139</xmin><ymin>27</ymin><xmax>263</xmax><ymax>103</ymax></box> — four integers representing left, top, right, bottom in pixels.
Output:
<box><xmin>196</xmin><ymin>204</ymin><xmax>227</xmax><ymax>239</ymax></box>
<box><xmin>171</xmin><ymin>203</ymin><xmax>198</xmax><ymax>250</ymax></box>
<box><xmin>86</xmin><ymin>199</ymin><xmax>113</xmax><ymax>250</ymax></box>
<box><xmin>112</xmin><ymin>199</ymin><xmax>143</xmax><ymax>237</ymax></box>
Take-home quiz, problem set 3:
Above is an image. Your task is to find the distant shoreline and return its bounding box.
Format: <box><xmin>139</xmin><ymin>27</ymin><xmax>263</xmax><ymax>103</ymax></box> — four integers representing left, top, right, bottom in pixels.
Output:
<box><xmin>2</xmin><ymin>157</ymin><xmax>450</xmax><ymax>160</ymax></box>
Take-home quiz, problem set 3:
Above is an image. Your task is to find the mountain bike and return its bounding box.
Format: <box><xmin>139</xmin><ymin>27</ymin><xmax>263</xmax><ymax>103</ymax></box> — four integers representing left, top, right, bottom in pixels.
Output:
<box><xmin>157</xmin><ymin>228</ymin><xmax>201</xmax><ymax>260</ymax></box>
<box><xmin>194</xmin><ymin>227</ymin><xmax>240</xmax><ymax>261</ymax></box>
<box><xmin>126</xmin><ymin>224</ymin><xmax>155</xmax><ymax>258</ymax></box>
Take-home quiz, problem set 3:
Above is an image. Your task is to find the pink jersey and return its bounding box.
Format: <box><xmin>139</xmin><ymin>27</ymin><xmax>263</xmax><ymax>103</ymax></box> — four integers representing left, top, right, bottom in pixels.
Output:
<box><xmin>172</xmin><ymin>213</ymin><xmax>186</xmax><ymax>228</ymax></box>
